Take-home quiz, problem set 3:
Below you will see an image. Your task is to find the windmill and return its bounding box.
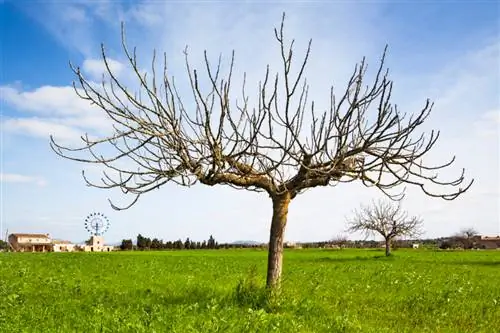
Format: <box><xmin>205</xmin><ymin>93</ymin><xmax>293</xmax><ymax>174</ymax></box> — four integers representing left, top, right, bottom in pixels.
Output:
<box><xmin>84</xmin><ymin>212</ymin><xmax>110</xmax><ymax>236</ymax></box>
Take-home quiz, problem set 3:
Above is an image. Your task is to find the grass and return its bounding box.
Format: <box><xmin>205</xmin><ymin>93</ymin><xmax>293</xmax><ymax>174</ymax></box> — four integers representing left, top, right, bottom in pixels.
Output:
<box><xmin>0</xmin><ymin>248</ymin><xmax>499</xmax><ymax>332</ymax></box>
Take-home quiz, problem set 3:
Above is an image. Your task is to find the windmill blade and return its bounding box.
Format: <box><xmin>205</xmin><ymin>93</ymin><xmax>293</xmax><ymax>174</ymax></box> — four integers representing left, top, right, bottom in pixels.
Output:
<box><xmin>84</xmin><ymin>212</ymin><xmax>110</xmax><ymax>237</ymax></box>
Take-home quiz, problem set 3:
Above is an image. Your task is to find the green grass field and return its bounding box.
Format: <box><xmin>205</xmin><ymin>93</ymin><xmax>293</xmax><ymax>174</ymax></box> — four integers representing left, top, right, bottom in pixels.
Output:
<box><xmin>1</xmin><ymin>249</ymin><xmax>499</xmax><ymax>332</ymax></box>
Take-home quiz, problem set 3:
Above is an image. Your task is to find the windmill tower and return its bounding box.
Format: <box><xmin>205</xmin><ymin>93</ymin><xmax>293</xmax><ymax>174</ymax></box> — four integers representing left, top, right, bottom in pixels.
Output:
<box><xmin>84</xmin><ymin>212</ymin><xmax>111</xmax><ymax>252</ymax></box>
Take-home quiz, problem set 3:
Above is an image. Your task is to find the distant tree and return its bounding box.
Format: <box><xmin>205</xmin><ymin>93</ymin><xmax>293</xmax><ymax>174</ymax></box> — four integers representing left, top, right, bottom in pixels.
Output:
<box><xmin>454</xmin><ymin>227</ymin><xmax>480</xmax><ymax>249</ymax></box>
<box><xmin>201</xmin><ymin>241</ymin><xmax>207</xmax><ymax>249</ymax></box>
<box><xmin>0</xmin><ymin>240</ymin><xmax>9</xmax><ymax>251</ymax></box>
<box><xmin>174</xmin><ymin>239</ymin><xmax>184</xmax><ymax>250</ymax></box>
<box><xmin>330</xmin><ymin>234</ymin><xmax>349</xmax><ymax>248</ymax></box>
<box><xmin>49</xmin><ymin>14</ymin><xmax>473</xmax><ymax>289</ymax></box>
<box><xmin>346</xmin><ymin>200</ymin><xmax>423</xmax><ymax>256</ymax></box>
<box><xmin>207</xmin><ymin>235</ymin><xmax>216</xmax><ymax>249</ymax></box>
<box><xmin>151</xmin><ymin>238</ymin><xmax>163</xmax><ymax>249</ymax></box>
<box><xmin>459</xmin><ymin>227</ymin><xmax>479</xmax><ymax>239</ymax></box>
<box><xmin>392</xmin><ymin>237</ymin><xmax>408</xmax><ymax>250</ymax></box>
<box><xmin>136</xmin><ymin>234</ymin><xmax>152</xmax><ymax>250</ymax></box>
<box><xmin>120</xmin><ymin>239</ymin><xmax>133</xmax><ymax>250</ymax></box>
<box><xmin>438</xmin><ymin>240</ymin><xmax>454</xmax><ymax>250</ymax></box>
<box><xmin>136</xmin><ymin>234</ymin><xmax>146</xmax><ymax>250</ymax></box>
<box><xmin>184</xmin><ymin>237</ymin><xmax>191</xmax><ymax>250</ymax></box>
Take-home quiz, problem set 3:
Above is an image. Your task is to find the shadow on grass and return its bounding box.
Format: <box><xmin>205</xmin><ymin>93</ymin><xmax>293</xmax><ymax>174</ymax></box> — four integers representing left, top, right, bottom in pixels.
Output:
<box><xmin>312</xmin><ymin>255</ymin><xmax>393</xmax><ymax>263</ymax></box>
<box><xmin>119</xmin><ymin>266</ymin><xmax>277</xmax><ymax>312</ymax></box>
<box><xmin>143</xmin><ymin>285</ymin><xmax>281</xmax><ymax>313</ymax></box>
<box><xmin>416</xmin><ymin>260</ymin><xmax>500</xmax><ymax>267</ymax></box>
<box><xmin>313</xmin><ymin>255</ymin><xmax>500</xmax><ymax>267</ymax></box>
<box><xmin>155</xmin><ymin>288</ymin><xmax>219</xmax><ymax>306</ymax></box>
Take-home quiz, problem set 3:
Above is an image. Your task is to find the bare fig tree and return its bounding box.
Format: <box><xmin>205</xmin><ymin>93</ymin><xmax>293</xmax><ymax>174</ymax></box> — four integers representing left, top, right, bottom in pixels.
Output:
<box><xmin>346</xmin><ymin>200</ymin><xmax>423</xmax><ymax>256</ymax></box>
<box><xmin>454</xmin><ymin>227</ymin><xmax>479</xmax><ymax>249</ymax></box>
<box><xmin>50</xmin><ymin>13</ymin><xmax>472</xmax><ymax>289</ymax></box>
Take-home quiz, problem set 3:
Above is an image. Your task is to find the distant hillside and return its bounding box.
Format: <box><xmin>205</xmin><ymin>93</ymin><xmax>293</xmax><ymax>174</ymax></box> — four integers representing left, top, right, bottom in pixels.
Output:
<box><xmin>230</xmin><ymin>240</ymin><xmax>264</xmax><ymax>246</ymax></box>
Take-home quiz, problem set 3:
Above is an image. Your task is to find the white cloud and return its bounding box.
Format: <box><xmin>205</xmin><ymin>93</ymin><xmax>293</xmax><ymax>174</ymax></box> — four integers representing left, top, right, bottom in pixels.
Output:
<box><xmin>62</xmin><ymin>5</ymin><xmax>88</xmax><ymax>23</ymax></box>
<box><xmin>82</xmin><ymin>58</ymin><xmax>125</xmax><ymax>81</ymax></box>
<box><xmin>1</xmin><ymin>85</ymin><xmax>96</xmax><ymax>117</ymax></box>
<box><xmin>2</xmin><ymin>117</ymin><xmax>84</xmax><ymax>144</ymax></box>
<box><xmin>1</xmin><ymin>84</ymin><xmax>114</xmax><ymax>144</ymax></box>
<box><xmin>0</xmin><ymin>173</ymin><xmax>47</xmax><ymax>186</ymax></box>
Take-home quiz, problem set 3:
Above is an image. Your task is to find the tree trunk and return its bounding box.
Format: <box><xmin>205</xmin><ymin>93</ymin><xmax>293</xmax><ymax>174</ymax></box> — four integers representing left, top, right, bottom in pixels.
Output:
<box><xmin>385</xmin><ymin>238</ymin><xmax>391</xmax><ymax>256</ymax></box>
<box><xmin>266</xmin><ymin>193</ymin><xmax>291</xmax><ymax>289</ymax></box>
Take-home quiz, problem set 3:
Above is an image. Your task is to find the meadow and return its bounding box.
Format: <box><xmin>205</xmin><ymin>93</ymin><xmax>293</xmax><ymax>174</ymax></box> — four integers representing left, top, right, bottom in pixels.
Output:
<box><xmin>1</xmin><ymin>249</ymin><xmax>499</xmax><ymax>332</ymax></box>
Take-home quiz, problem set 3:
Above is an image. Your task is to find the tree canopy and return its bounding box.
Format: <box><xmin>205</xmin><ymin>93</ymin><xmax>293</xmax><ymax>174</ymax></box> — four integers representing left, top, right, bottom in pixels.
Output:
<box><xmin>50</xmin><ymin>13</ymin><xmax>473</xmax><ymax>288</ymax></box>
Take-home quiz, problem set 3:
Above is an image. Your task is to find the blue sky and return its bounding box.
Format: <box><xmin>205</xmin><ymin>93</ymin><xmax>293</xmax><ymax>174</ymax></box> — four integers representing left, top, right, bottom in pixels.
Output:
<box><xmin>1</xmin><ymin>1</ymin><xmax>499</xmax><ymax>244</ymax></box>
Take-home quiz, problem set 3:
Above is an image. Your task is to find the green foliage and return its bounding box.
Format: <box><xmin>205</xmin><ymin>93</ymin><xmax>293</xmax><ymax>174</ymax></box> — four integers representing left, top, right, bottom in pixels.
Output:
<box><xmin>233</xmin><ymin>265</ymin><xmax>269</xmax><ymax>310</ymax></box>
<box><xmin>132</xmin><ymin>234</ymin><xmax>221</xmax><ymax>250</ymax></box>
<box><xmin>0</xmin><ymin>249</ymin><xmax>499</xmax><ymax>332</ymax></box>
<box><xmin>136</xmin><ymin>234</ymin><xmax>151</xmax><ymax>250</ymax></box>
<box><xmin>120</xmin><ymin>239</ymin><xmax>133</xmax><ymax>250</ymax></box>
<box><xmin>0</xmin><ymin>240</ymin><xmax>9</xmax><ymax>251</ymax></box>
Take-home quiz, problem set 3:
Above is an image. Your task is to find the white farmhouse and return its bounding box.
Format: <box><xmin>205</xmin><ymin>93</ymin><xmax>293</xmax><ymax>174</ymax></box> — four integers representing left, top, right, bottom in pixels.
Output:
<box><xmin>8</xmin><ymin>233</ymin><xmax>52</xmax><ymax>252</ymax></box>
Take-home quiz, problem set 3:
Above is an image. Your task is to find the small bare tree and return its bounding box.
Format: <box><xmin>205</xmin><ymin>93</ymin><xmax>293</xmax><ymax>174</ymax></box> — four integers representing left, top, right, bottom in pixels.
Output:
<box><xmin>454</xmin><ymin>227</ymin><xmax>479</xmax><ymax>249</ymax></box>
<box><xmin>459</xmin><ymin>227</ymin><xmax>479</xmax><ymax>239</ymax></box>
<box><xmin>346</xmin><ymin>200</ymin><xmax>423</xmax><ymax>256</ymax></box>
<box><xmin>330</xmin><ymin>234</ymin><xmax>349</xmax><ymax>248</ymax></box>
<box><xmin>50</xmin><ymin>13</ymin><xmax>472</xmax><ymax>289</ymax></box>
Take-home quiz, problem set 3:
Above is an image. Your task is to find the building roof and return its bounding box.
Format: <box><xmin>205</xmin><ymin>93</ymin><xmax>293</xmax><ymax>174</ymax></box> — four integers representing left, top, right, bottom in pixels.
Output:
<box><xmin>52</xmin><ymin>240</ymin><xmax>73</xmax><ymax>244</ymax></box>
<box><xmin>10</xmin><ymin>233</ymin><xmax>50</xmax><ymax>238</ymax></box>
<box><xmin>481</xmin><ymin>236</ymin><xmax>500</xmax><ymax>240</ymax></box>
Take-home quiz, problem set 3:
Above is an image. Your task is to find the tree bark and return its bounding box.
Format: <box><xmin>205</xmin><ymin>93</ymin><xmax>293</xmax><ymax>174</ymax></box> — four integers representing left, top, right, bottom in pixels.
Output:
<box><xmin>266</xmin><ymin>193</ymin><xmax>291</xmax><ymax>289</ymax></box>
<box><xmin>385</xmin><ymin>238</ymin><xmax>391</xmax><ymax>256</ymax></box>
